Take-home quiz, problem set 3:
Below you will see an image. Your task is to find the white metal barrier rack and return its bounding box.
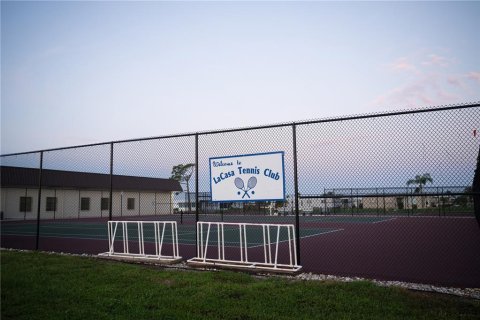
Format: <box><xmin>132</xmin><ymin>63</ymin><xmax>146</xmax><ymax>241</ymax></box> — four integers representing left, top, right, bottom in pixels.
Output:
<box><xmin>187</xmin><ymin>221</ymin><xmax>302</xmax><ymax>274</ymax></box>
<box><xmin>99</xmin><ymin>221</ymin><xmax>182</xmax><ymax>264</ymax></box>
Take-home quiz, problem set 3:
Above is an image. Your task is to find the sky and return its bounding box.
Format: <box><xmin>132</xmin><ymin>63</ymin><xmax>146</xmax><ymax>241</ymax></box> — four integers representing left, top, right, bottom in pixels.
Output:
<box><xmin>1</xmin><ymin>1</ymin><xmax>480</xmax><ymax>155</ymax></box>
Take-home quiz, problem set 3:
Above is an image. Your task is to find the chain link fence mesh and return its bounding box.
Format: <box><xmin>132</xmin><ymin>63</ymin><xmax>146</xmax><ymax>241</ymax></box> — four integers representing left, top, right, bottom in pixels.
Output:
<box><xmin>1</xmin><ymin>104</ymin><xmax>479</xmax><ymax>286</ymax></box>
<box><xmin>1</xmin><ymin>153</ymin><xmax>41</xmax><ymax>250</ymax></box>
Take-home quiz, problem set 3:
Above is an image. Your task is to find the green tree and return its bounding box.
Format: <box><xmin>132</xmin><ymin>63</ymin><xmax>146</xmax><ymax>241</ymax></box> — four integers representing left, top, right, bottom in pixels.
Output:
<box><xmin>406</xmin><ymin>173</ymin><xmax>433</xmax><ymax>193</ymax></box>
<box><xmin>454</xmin><ymin>186</ymin><xmax>473</xmax><ymax>207</ymax></box>
<box><xmin>407</xmin><ymin>173</ymin><xmax>433</xmax><ymax>209</ymax></box>
<box><xmin>170</xmin><ymin>163</ymin><xmax>195</xmax><ymax>213</ymax></box>
<box><xmin>464</xmin><ymin>186</ymin><xmax>473</xmax><ymax>201</ymax></box>
<box><xmin>274</xmin><ymin>200</ymin><xmax>288</xmax><ymax>209</ymax></box>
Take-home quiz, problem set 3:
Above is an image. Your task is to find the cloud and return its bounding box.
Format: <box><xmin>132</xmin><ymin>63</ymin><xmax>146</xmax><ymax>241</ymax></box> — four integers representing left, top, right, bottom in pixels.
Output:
<box><xmin>388</xmin><ymin>57</ymin><xmax>418</xmax><ymax>74</ymax></box>
<box><xmin>387</xmin><ymin>54</ymin><xmax>451</xmax><ymax>74</ymax></box>
<box><xmin>466</xmin><ymin>71</ymin><xmax>480</xmax><ymax>83</ymax></box>
<box><xmin>422</xmin><ymin>54</ymin><xmax>451</xmax><ymax>67</ymax></box>
<box><xmin>436</xmin><ymin>89</ymin><xmax>458</xmax><ymax>101</ymax></box>
<box><xmin>373</xmin><ymin>71</ymin><xmax>468</xmax><ymax>107</ymax></box>
<box><xmin>373</xmin><ymin>81</ymin><xmax>434</xmax><ymax>107</ymax></box>
<box><xmin>447</xmin><ymin>72</ymin><xmax>480</xmax><ymax>88</ymax></box>
<box><xmin>373</xmin><ymin>54</ymin><xmax>479</xmax><ymax>108</ymax></box>
<box><xmin>447</xmin><ymin>76</ymin><xmax>462</xmax><ymax>87</ymax></box>
<box><xmin>373</xmin><ymin>78</ymin><xmax>461</xmax><ymax>107</ymax></box>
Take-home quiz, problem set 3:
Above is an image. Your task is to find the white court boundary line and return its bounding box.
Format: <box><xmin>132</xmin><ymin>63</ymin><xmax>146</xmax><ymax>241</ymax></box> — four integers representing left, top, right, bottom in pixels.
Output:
<box><xmin>1</xmin><ymin>227</ymin><xmax>344</xmax><ymax>247</ymax></box>
<box><xmin>371</xmin><ymin>217</ymin><xmax>397</xmax><ymax>224</ymax></box>
<box><xmin>1</xmin><ymin>233</ymin><xmax>106</xmax><ymax>241</ymax></box>
<box><xmin>249</xmin><ymin>228</ymin><xmax>344</xmax><ymax>249</ymax></box>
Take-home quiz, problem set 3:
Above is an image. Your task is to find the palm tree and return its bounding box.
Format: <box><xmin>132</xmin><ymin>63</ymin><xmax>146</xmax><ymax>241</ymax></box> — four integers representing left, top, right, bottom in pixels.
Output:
<box><xmin>407</xmin><ymin>173</ymin><xmax>433</xmax><ymax>209</ymax></box>
<box><xmin>406</xmin><ymin>173</ymin><xmax>433</xmax><ymax>193</ymax></box>
<box><xmin>171</xmin><ymin>163</ymin><xmax>195</xmax><ymax>213</ymax></box>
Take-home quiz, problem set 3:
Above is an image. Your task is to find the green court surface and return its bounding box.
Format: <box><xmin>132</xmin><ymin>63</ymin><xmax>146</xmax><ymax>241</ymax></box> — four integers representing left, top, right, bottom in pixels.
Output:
<box><xmin>1</xmin><ymin>222</ymin><xmax>108</xmax><ymax>240</ymax></box>
<box><xmin>1</xmin><ymin>221</ymin><xmax>344</xmax><ymax>248</ymax></box>
<box><xmin>170</xmin><ymin>214</ymin><xmax>395</xmax><ymax>224</ymax></box>
<box><xmin>186</xmin><ymin>225</ymin><xmax>342</xmax><ymax>248</ymax></box>
<box><xmin>1</xmin><ymin>215</ymin><xmax>397</xmax><ymax>248</ymax></box>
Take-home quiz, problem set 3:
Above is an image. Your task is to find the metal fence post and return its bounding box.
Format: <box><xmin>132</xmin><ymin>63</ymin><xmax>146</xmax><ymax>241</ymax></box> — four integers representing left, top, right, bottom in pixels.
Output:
<box><xmin>351</xmin><ymin>188</ymin><xmax>354</xmax><ymax>216</ymax></box>
<box><xmin>109</xmin><ymin>142</ymin><xmax>113</xmax><ymax>221</ymax></box>
<box><xmin>24</xmin><ymin>188</ymin><xmax>28</xmax><ymax>220</ymax></box>
<box><xmin>292</xmin><ymin>124</ymin><xmax>301</xmax><ymax>264</ymax></box>
<box><xmin>35</xmin><ymin>151</ymin><xmax>43</xmax><ymax>250</ymax></box>
<box><xmin>473</xmin><ymin>146</ymin><xmax>480</xmax><ymax>228</ymax></box>
<box><xmin>195</xmin><ymin>133</ymin><xmax>199</xmax><ymax>223</ymax></box>
<box><xmin>195</xmin><ymin>133</ymin><xmax>199</xmax><ymax>249</ymax></box>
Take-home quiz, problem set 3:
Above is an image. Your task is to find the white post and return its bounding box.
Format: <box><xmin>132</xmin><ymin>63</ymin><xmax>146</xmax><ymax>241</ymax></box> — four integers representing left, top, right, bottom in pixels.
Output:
<box><xmin>203</xmin><ymin>223</ymin><xmax>211</xmax><ymax>263</ymax></box>
<box><xmin>217</xmin><ymin>223</ymin><xmax>221</xmax><ymax>259</ymax></box>
<box><xmin>262</xmin><ymin>225</ymin><xmax>267</xmax><ymax>263</ymax></box>
<box><xmin>288</xmin><ymin>226</ymin><xmax>293</xmax><ymax>266</ymax></box>
<box><xmin>243</xmin><ymin>224</ymin><xmax>248</xmax><ymax>262</ymax></box>
<box><xmin>292</xmin><ymin>225</ymin><xmax>298</xmax><ymax>267</ymax></box>
<box><xmin>175</xmin><ymin>222</ymin><xmax>179</xmax><ymax>258</ymax></box>
<box><xmin>239</xmin><ymin>224</ymin><xmax>243</xmax><ymax>262</ymax></box>
<box><xmin>274</xmin><ymin>225</ymin><xmax>281</xmax><ymax>268</ymax></box>
<box><xmin>159</xmin><ymin>223</ymin><xmax>165</xmax><ymax>258</ymax></box>
<box><xmin>221</xmin><ymin>223</ymin><xmax>225</xmax><ymax>261</ymax></box>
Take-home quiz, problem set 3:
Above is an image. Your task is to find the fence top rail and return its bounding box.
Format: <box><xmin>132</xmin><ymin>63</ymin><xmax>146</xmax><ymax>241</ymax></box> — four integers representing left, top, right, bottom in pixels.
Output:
<box><xmin>197</xmin><ymin>221</ymin><xmax>295</xmax><ymax>228</ymax></box>
<box><xmin>2</xmin><ymin>102</ymin><xmax>479</xmax><ymax>157</ymax></box>
<box><xmin>108</xmin><ymin>220</ymin><xmax>177</xmax><ymax>225</ymax></box>
<box><xmin>300</xmin><ymin>192</ymin><xmax>479</xmax><ymax>199</ymax></box>
<box><xmin>321</xmin><ymin>186</ymin><xmax>471</xmax><ymax>191</ymax></box>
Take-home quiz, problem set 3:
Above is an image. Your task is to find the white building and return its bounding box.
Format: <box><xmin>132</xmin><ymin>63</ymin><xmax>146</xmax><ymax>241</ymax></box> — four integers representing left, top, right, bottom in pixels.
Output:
<box><xmin>0</xmin><ymin>166</ymin><xmax>182</xmax><ymax>220</ymax></box>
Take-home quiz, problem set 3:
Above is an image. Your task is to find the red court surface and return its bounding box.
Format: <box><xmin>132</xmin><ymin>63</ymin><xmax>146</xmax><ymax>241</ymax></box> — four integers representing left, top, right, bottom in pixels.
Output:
<box><xmin>2</xmin><ymin>215</ymin><xmax>479</xmax><ymax>288</ymax></box>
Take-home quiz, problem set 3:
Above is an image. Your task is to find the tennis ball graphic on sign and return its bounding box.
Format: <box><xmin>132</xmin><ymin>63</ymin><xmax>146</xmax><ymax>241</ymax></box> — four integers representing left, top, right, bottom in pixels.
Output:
<box><xmin>234</xmin><ymin>177</ymin><xmax>257</xmax><ymax>198</ymax></box>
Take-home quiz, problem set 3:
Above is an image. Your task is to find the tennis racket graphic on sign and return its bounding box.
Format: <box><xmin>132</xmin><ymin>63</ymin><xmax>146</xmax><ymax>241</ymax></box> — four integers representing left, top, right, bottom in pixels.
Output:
<box><xmin>234</xmin><ymin>177</ymin><xmax>257</xmax><ymax>199</ymax></box>
<box><xmin>234</xmin><ymin>177</ymin><xmax>244</xmax><ymax>192</ymax></box>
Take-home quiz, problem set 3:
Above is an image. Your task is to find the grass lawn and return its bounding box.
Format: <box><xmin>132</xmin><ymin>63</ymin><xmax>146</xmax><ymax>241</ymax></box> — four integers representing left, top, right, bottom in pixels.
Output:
<box><xmin>1</xmin><ymin>250</ymin><xmax>479</xmax><ymax>320</ymax></box>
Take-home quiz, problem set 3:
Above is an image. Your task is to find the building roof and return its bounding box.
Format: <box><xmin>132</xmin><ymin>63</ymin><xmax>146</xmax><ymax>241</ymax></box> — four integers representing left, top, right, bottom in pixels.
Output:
<box><xmin>0</xmin><ymin>166</ymin><xmax>183</xmax><ymax>192</ymax></box>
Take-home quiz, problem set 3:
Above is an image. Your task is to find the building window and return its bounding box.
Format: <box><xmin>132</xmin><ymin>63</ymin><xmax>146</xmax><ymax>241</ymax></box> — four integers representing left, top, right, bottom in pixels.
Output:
<box><xmin>101</xmin><ymin>198</ymin><xmax>109</xmax><ymax>211</ymax></box>
<box><xmin>81</xmin><ymin>197</ymin><xmax>90</xmax><ymax>211</ymax></box>
<box><xmin>20</xmin><ymin>197</ymin><xmax>32</xmax><ymax>212</ymax></box>
<box><xmin>127</xmin><ymin>198</ymin><xmax>135</xmax><ymax>210</ymax></box>
<box><xmin>46</xmin><ymin>197</ymin><xmax>57</xmax><ymax>212</ymax></box>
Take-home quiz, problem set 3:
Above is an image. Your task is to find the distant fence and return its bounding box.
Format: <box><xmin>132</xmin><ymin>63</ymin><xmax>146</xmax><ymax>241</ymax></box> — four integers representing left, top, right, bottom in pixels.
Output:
<box><xmin>300</xmin><ymin>186</ymin><xmax>474</xmax><ymax>216</ymax></box>
<box><xmin>1</xmin><ymin>103</ymin><xmax>480</xmax><ymax>286</ymax></box>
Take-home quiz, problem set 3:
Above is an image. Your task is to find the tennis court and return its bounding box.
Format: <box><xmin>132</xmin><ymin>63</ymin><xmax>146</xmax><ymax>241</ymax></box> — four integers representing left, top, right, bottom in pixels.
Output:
<box><xmin>2</xmin><ymin>103</ymin><xmax>479</xmax><ymax>288</ymax></box>
<box><xmin>3</xmin><ymin>214</ymin><xmax>478</xmax><ymax>287</ymax></box>
<box><xmin>1</xmin><ymin>216</ymin><xmax>344</xmax><ymax>247</ymax></box>
<box><xmin>0</xmin><ymin>213</ymin><xmax>393</xmax><ymax>243</ymax></box>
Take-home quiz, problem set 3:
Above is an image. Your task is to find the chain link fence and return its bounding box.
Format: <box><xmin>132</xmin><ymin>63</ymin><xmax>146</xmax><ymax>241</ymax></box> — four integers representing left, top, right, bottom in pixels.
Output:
<box><xmin>1</xmin><ymin>103</ymin><xmax>479</xmax><ymax>286</ymax></box>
